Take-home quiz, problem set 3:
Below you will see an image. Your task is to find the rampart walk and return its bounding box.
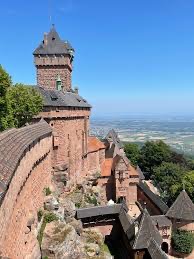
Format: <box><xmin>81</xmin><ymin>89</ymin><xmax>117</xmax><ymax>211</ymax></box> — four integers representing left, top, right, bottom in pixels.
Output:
<box><xmin>0</xmin><ymin>120</ymin><xmax>52</xmax><ymax>259</ymax></box>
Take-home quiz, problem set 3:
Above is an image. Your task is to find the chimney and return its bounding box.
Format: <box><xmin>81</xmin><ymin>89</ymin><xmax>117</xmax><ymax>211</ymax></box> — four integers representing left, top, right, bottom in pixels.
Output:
<box><xmin>74</xmin><ymin>87</ymin><xmax>79</xmax><ymax>94</ymax></box>
<box><xmin>44</xmin><ymin>33</ymin><xmax>48</xmax><ymax>46</ymax></box>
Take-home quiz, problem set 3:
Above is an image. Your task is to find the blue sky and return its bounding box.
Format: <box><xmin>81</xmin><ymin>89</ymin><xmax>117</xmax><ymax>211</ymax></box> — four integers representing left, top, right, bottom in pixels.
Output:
<box><xmin>0</xmin><ymin>0</ymin><xmax>194</xmax><ymax>116</ymax></box>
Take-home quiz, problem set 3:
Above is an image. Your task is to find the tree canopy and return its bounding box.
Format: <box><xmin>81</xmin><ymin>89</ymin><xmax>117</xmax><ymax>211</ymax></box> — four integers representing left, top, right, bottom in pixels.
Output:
<box><xmin>124</xmin><ymin>140</ymin><xmax>194</xmax><ymax>205</ymax></box>
<box><xmin>172</xmin><ymin>230</ymin><xmax>194</xmax><ymax>254</ymax></box>
<box><xmin>139</xmin><ymin>140</ymin><xmax>172</xmax><ymax>177</ymax></box>
<box><xmin>0</xmin><ymin>65</ymin><xmax>43</xmax><ymax>131</ymax></box>
<box><xmin>153</xmin><ymin>162</ymin><xmax>184</xmax><ymax>205</ymax></box>
<box><xmin>124</xmin><ymin>143</ymin><xmax>140</xmax><ymax>166</ymax></box>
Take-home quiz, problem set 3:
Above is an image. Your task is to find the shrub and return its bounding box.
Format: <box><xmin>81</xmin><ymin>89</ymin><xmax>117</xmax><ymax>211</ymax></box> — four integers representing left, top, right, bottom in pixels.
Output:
<box><xmin>85</xmin><ymin>194</ymin><xmax>98</xmax><ymax>206</ymax></box>
<box><xmin>172</xmin><ymin>230</ymin><xmax>194</xmax><ymax>254</ymax></box>
<box><xmin>37</xmin><ymin>210</ymin><xmax>43</xmax><ymax>222</ymax></box>
<box><xmin>45</xmin><ymin>187</ymin><xmax>52</xmax><ymax>196</ymax></box>
<box><xmin>44</xmin><ymin>212</ymin><xmax>58</xmax><ymax>223</ymax></box>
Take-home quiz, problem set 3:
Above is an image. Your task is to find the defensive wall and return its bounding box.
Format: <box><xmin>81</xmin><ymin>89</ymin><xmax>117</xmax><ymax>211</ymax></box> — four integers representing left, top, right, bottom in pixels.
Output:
<box><xmin>0</xmin><ymin>120</ymin><xmax>52</xmax><ymax>259</ymax></box>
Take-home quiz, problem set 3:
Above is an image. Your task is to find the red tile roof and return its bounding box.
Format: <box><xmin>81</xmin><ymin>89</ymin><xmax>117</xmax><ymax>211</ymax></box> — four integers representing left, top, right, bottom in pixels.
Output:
<box><xmin>88</xmin><ymin>136</ymin><xmax>105</xmax><ymax>153</ymax></box>
<box><xmin>101</xmin><ymin>159</ymin><xmax>113</xmax><ymax>177</ymax></box>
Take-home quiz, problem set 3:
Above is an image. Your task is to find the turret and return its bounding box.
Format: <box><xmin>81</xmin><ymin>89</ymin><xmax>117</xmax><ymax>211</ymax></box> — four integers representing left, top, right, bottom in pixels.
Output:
<box><xmin>33</xmin><ymin>25</ymin><xmax>74</xmax><ymax>91</ymax></box>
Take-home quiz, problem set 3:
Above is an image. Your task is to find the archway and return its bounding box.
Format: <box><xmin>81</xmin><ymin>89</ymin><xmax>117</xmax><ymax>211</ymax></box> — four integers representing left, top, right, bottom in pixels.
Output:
<box><xmin>161</xmin><ymin>242</ymin><xmax>169</xmax><ymax>253</ymax></box>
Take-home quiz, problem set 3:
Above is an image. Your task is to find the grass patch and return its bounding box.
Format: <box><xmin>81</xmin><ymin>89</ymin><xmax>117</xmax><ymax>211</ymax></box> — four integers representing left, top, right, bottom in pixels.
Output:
<box><xmin>37</xmin><ymin>212</ymin><xmax>58</xmax><ymax>246</ymax></box>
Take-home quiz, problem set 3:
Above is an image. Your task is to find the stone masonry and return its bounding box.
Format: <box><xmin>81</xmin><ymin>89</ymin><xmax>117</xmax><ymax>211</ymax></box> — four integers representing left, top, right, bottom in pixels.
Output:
<box><xmin>0</xmin><ymin>121</ymin><xmax>52</xmax><ymax>259</ymax></box>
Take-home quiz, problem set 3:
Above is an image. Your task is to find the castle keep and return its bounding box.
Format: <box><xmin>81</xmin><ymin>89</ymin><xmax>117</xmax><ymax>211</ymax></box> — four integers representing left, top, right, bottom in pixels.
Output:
<box><xmin>34</xmin><ymin>25</ymin><xmax>74</xmax><ymax>91</ymax></box>
<box><xmin>0</xmin><ymin>27</ymin><xmax>194</xmax><ymax>259</ymax></box>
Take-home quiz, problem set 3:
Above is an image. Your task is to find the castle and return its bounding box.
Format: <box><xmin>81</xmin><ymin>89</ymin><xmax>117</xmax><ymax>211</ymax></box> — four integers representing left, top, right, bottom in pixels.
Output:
<box><xmin>0</xmin><ymin>26</ymin><xmax>194</xmax><ymax>259</ymax></box>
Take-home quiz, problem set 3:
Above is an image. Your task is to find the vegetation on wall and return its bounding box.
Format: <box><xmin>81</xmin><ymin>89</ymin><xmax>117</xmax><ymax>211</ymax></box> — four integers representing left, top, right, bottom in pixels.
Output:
<box><xmin>0</xmin><ymin>65</ymin><xmax>43</xmax><ymax>131</ymax></box>
<box><xmin>124</xmin><ymin>140</ymin><xmax>194</xmax><ymax>205</ymax></box>
<box><xmin>172</xmin><ymin>230</ymin><xmax>194</xmax><ymax>254</ymax></box>
<box><xmin>37</xmin><ymin>212</ymin><xmax>58</xmax><ymax>245</ymax></box>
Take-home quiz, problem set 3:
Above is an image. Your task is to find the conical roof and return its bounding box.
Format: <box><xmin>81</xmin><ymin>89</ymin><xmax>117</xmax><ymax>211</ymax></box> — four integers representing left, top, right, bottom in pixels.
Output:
<box><xmin>33</xmin><ymin>25</ymin><xmax>74</xmax><ymax>55</ymax></box>
<box><xmin>133</xmin><ymin>209</ymin><xmax>162</xmax><ymax>250</ymax></box>
<box><xmin>166</xmin><ymin>190</ymin><xmax>194</xmax><ymax>221</ymax></box>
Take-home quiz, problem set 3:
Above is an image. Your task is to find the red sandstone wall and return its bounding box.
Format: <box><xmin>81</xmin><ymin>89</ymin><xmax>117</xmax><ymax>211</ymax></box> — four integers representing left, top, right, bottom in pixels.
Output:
<box><xmin>99</xmin><ymin>149</ymin><xmax>105</xmax><ymax>165</ymax></box>
<box><xmin>38</xmin><ymin>108</ymin><xmax>90</xmax><ymax>119</ymax></box>
<box><xmin>83</xmin><ymin>223</ymin><xmax>115</xmax><ymax>237</ymax></box>
<box><xmin>87</xmin><ymin>151</ymin><xmax>100</xmax><ymax>174</ymax></box>
<box><xmin>48</xmin><ymin>113</ymin><xmax>90</xmax><ymax>182</ymax></box>
<box><xmin>98</xmin><ymin>177</ymin><xmax>115</xmax><ymax>204</ymax></box>
<box><xmin>0</xmin><ymin>136</ymin><xmax>52</xmax><ymax>259</ymax></box>
<box><xmin>35</xmin><ymin>55</ymin><xmax>72</xmax><ymax>91</ymax></box>
<box><xmin>172</xmin><ymin>220</ymin><xmax>194</xmax><ymax>232</ymax></box>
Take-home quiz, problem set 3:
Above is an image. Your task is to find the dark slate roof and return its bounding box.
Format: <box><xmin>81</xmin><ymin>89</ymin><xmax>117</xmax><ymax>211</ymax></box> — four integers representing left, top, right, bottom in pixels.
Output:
<box><xmin>0</xmin><ymin>120</ymin><xmax>52</xmax><ymax>205</ymax></box>
<box><xmin>133</xmin><ymin>209</ymin><xmax>163</xmax><ymax>250</ymax></box>
<box><xmin>77</xmin><ymin>204</ymin><xmax>167</xmax><ymax>258</ymax></box>
<box><xmin>76</xmin><ymin>204</ymin><xmax>123</xmax><ymax>219</ymax></box>
<box><xmin>119</xmin><ymin>208</ymin><xmax>133</xmax><ymax>233</ymax></box>
<box><xmin>136</xmin><ymin>166</ymin><xmax>145</xmax><ymax>180</ymax></box>
<box><xmin>166</xmin><ymin>190</ymin><xmax>194</xmax><ymax>221</ymax></box>
<box><xmin>138</xmin><ymin>181</ymin><xmax>169</xmax><ymax>214</ymax></box>
<box><xmin>147</xmin><ymin>238</ymin><xmax>169</xmax><ymax>259</ymax></box>
<box><xmin>105</xmin><ymin>129</ymin><xmax>123</xmax><ymax>149</ymax></box>
<box><xmin>33</xmin><ymin>26</ymin><xmax>74</xmax><ymax>55</ymax></box>
<box><xmin>36</xmin><ymin>87</ymin><xmax>91</xmax><ymax>108</ymax></box>
<box><xmin>151</xmin><ymin>215</ymin><xmax>172</xmax><ymax>228</ymax></box>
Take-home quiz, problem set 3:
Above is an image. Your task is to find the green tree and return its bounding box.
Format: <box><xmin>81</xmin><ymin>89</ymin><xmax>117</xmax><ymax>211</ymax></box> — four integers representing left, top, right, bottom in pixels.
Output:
<box><xmin>124</xmin><ymin>143</ymin><xmax>140</xmax><ymax>166</ymax></box>
<box><xmin>0</xmin><ymin>65</ymin><xmax>43</xmax><ymax>131</ymax></box>
<box><xmin>172</xmin><ymin>230</ymin><xmax>194</xmax><ymax>254</ymax></box>
<box><xmin>7</xmin><ymin>84</ymin><xmax>43</xmax><ymax>128</ymax></box>
<box><xmin>0</xmin><ymin>65</ymin><xmax>14</xmax><ymax>130</ymax></box>
<box><xmin>153</xmin><ymin>162</ymin><xmax>184</xmax><ymax>205</ymax></box>
<box><xmin>138</xmin><ymin>140</ymin><xmax>171</xmax><ymax>177</ymax></box>
<box><xmin>171</xmin><ymin>171</ymin><xmax>194</xmax><ymax>203</ymax></box>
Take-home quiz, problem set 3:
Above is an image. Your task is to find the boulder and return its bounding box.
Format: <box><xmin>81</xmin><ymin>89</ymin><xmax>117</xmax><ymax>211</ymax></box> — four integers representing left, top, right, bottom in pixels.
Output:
<box><xmin>41</xmin><ymin>221</ymin><xmax>85</xmax><ymax>259</ymax></box>
<box><xmin>44</xmin><ymin>197</ymin><xmax>59</xmax><ymax>211</ymax></box>
<box><xmin>59</xmin><ymin>198</ymin><xmax>76</xmax><ymax>219</ymax></box>
<box><xmin>85</xmin><ymin>243</ymin><xmax>100</xmax><ymax>257</ymax></box>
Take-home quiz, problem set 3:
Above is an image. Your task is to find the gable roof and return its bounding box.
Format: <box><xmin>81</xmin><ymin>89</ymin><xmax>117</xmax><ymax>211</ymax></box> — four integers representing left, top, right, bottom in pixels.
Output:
<box><xmin>77</xmin><ymin>204</ymin><xmax>167</xmax><ymax>259</ymax></box>
<box><xmin>136</xmin><ymin>166</ymin><xmax>145</xmax><ymax>180</ymax></box>
<box><xmin>36</xmin><ymin>87</ymin><xmax>91</xmax><ymax>108</ymax></box>
<box><xmin>147</xmin><ymin>238</ymin><xmax>169</xmax><ymax>259</ymax></box>
<box><xmin>138</xmin><ymin>181</ymin><xmax>169</xmax><ymax>214</ymax></box>
<box><xmin>166</xmin><ymin>190</ymin><xmax>194</xmax><ymax>221</ymax></box>
<box><xmin>113</xmin><ymin>154</ymin><xmax>139</xmax><ymax>177</ymax></box>
<box><xmin>151</xmin><ymin>215</ymin><xmax>172</xmax><ymax>228</ymax></box>
<box><xmin>106</xmin><ymin>129</ymin><xmax>123</xmax><ymax>149</ymax></box>
<box><xmin>33</xmin><ymin>26</ymin><xmax>74</xmax><ymax>55</ymax></box>
<box><xmin>88</xmin><ymin>136</ymin><xmax>105</xmax><ymax>153</ymax></box>
<box><xmin>133</xmin><ymin>209</ymin><xmax>163</xmax><ymax>250</ymax></box>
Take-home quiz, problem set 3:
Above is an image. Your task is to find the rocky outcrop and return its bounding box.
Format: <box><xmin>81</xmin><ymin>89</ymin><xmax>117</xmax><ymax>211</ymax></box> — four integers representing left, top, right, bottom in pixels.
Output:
<box><xmin>41</xmin><ymin>221</ymin><xmax>85</xmax><ymax>259</ymax></box>
<box><xmin>39</xmin><ymin>182</ymin><xmax>112</xmax><ymax>259</ymax></box>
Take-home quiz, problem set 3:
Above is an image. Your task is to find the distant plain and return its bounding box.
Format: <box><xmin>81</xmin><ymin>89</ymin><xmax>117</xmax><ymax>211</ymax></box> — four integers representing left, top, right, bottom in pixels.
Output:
<box><xmin>91</xmin><ymin>115</ymin><xmax>194</xmax><ymax>156</ymax></box>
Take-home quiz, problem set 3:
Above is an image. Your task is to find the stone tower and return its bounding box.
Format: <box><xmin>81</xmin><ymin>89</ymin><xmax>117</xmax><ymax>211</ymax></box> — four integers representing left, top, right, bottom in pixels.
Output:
<box><xmin>33</xmin><ymin>25</ymin><xmax>74</xmax><ymax>91</ymax></box>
